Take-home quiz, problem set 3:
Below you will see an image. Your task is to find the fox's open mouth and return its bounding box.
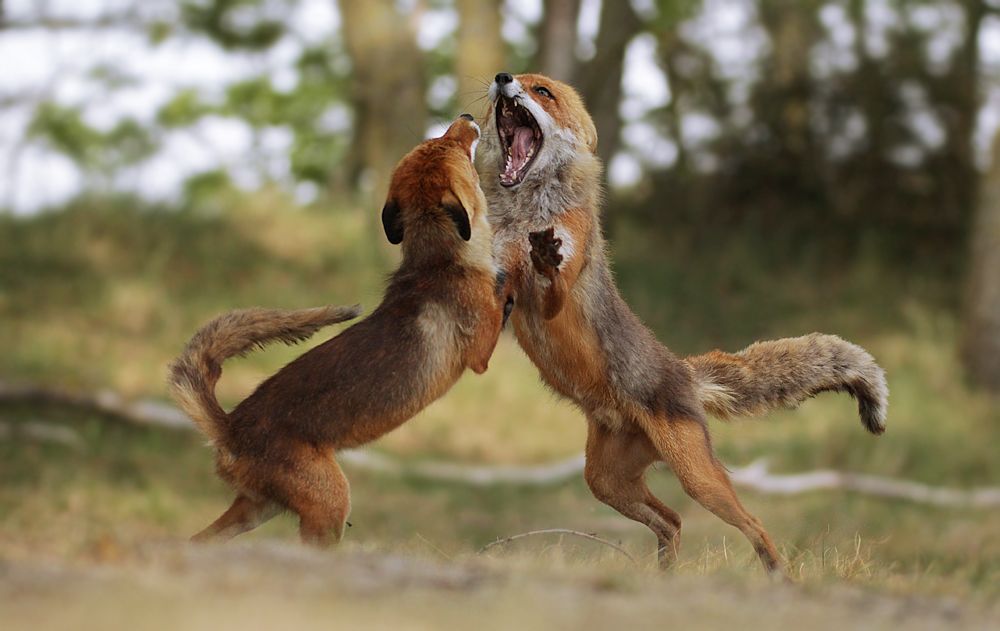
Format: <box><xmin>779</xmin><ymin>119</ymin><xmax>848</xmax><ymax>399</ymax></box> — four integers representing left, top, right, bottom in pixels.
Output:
<box><xmin>496</xmin><ymin>96</ymin><xmax>543</xmax><ymax>187</ymax></box>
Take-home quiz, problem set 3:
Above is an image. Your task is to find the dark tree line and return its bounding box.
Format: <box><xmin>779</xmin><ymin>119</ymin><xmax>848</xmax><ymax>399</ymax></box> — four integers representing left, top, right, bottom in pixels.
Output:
<box><xmin>5</xmin><ymin>0</ymin><xmax>1000</xmax><ymax>392</ymax></box>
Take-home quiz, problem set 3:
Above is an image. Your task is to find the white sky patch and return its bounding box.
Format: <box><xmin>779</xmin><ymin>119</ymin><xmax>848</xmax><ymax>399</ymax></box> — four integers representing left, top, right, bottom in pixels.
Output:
<box><xmin>909</xmin><ymin>3</ymin><xmax>965</xmax><ymax>74</ymax></box>
<box><xmin>5</xmin><ymin>147</ymin><xmax>82</xmax><ymax>214</ymax></box>
<box><xmin>979</xmin><ymin>16</ymin><xmax>1000</xmax><ymax>167</ymax></box>
<box><xmin>269</xmin><ymin>37</ymin><xmax>308</xmax><ymax>93</ymax></box>
<box><xmin>10</xmin><ymin>0</ymin><xmax>114</xmax><ymax>20</ymax></box>
<box><xmin>428</xmin><ymin>75</ymin><xmax>458</xmax><ymax>112</ymax></box>
<box><xmin>814</xmin><ymin>4</ymin><xmax>859</xmax><ymax>77</ymax></box>
<box><xmin>623</xmin><ymin>121</ymin><xmax>678</xmax><ymax>169</ymax></box>
<box><xmin>981</xmin><ymin>15</ymin><xmax>1000</xmax><ymax>64</ymax></box>
<box><xmin>506</xmin><ymin>0</ymin><xmax>542</xmax><ymax>24</ymax></box>
<box><xmin>680</xmin><ymin>112</ymin><xmax>720</xmax><ymax>148</ymax></box>
<box><xmin>609</xmin><ymin>152</ymin><xmax>643</xmax><ymax>188</ymax></box>
<box><xmin>317</xmin><ymin>104</ymin><xmax>352</xmax><ymax>134</ymax></box>
<box><xmin>426</xmin><ymin>120</ymin><xmax>451</xmax><ymax>140</ymax></box>
<box><xmin>417</xmin><ymin>8</ymin><xmax>458</xmax><ymax>51</ymax></box>
<box><xmin>682</xmin><ymin>0</ymin><xmax>766</xmax><ymax>80</ymax></box>
<box><xmin>630</xmin><ymin>0</ymin><xmax>658</xmax><ymax>21</ymax></box>
<box><xmin>575</xmin><ymin>0</ymin><xmax>601</xmax><ymax>60</ymax></box>
<box><xmin>620</xmin><ymin>33</ymin><xmax>670</xmax><ymax>121</ymax></box>
<box><xmin>501</xmin><ymin>0</ymin><xmax>541</xmax><ymax>56</ymax></box>
<box><xmin>289</xmin><ymin>0</ymin><xmax>341</xmax><ymax>43</ymax></box>
<box><xmin>863</xmin><ymin>0</ymin><xmax>896</xmax><ymax>59</ymax></box>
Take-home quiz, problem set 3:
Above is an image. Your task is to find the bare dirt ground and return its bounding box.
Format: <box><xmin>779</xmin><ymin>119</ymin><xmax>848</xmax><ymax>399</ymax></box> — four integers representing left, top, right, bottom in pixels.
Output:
<box><xmin>3</xmin><ymin>542</ymin><xmax>998</xmax><ymax>631</ymax></box>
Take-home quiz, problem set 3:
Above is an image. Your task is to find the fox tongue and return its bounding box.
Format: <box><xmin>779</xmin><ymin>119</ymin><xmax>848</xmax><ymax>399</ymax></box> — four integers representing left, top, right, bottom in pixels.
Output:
<box><xmin>511</xmin><ymin>125</ymin><xmax>533</xmax><ymax>162</ymax></box>
<box><xmin>501</xmin><ymin>126</ymin><xmax>534</xmax><ymax>184</ymax></box>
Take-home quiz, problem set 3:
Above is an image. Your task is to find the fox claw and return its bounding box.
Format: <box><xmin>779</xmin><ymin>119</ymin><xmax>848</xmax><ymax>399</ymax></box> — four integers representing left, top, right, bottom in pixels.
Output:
<box><xmin>529</xmin><ymin>228</ymin><xmax>563</xmax><ymax>273</ymax></box>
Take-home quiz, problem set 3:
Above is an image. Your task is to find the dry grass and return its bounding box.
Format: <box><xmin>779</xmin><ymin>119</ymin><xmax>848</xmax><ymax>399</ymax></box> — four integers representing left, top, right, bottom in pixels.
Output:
<box><xmin>2</xmin><ymin>195</ymin><xmax>1000</xmax><ymax>627</ymax></box>
<box><xmin>3</xmin><ymin>541</ymin><xmax>997</xmax><ymax>631</ymax></box>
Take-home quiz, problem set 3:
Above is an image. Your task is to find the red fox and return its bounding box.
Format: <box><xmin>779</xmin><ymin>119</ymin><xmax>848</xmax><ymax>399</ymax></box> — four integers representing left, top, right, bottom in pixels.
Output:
<box><xmin>169</xmin><ymin>115</ymin><xmax>512</xmax><ymax>547</ymax></box>
<box><xmin>479</xmin><ymin>72</ymin><xmax>888</xmax><ymax>574</ymax></box>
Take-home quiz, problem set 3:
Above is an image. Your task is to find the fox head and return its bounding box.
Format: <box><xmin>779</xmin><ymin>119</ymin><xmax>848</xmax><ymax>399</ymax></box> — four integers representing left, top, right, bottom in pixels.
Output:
<box><xmin>482</xmin><ymin>73</ymin><xmax>598</xmax><ymax>188</ymax></box>
<box><xmin>381</xmin><ymin>115</ymin><xmax>487</xmax><ymax>254</ymax></box>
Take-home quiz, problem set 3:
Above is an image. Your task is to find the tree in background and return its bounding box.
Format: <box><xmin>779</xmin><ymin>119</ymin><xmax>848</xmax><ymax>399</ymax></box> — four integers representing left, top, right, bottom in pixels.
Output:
<box><xmin>573</xmin><ymin>0</ymin><xmax>643</xmax><ymax>170</ymax></box>
<box><xmin>6</xmin><ymin>0</ymin><xmax>1000</xmax><ymax>389</ymax></box>
<box><xmin>455</xmin><ymin>0</ymin><xmax>507</xmax><ymax>119</ymax></box>
<box><xmin>339</xmin><ymin>0</ymin><xmax>426</xmax><ymax>202</ymax></box>
<box><xmin>963</xmin><ymin>128</ymin><xmax>1000</xmax><ymax>394</ymax></box>
<box><xmin>538</xmin><ymin>0</ymin><xmax>581</xmax><ymax>83</ymax></box>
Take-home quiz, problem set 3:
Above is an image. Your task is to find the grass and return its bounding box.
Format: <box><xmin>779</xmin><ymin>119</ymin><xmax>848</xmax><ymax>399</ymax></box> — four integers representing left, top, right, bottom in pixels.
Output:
<box><xmin>1</xmin><ymin>191</ymin><xmax>1000</xmax><ymax>612</ymax></box>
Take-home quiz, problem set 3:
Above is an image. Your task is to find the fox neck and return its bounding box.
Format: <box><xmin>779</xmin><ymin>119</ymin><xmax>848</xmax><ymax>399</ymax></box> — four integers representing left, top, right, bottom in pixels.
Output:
<box><xmin>482</xmin><ymin>146</ymin><xmax>602</xmax><ymax>232</ymax></box>
<box><xmin>399</xmin><ymin>213</ymin><xmax>496</xmax><ymax>277</ymax></box>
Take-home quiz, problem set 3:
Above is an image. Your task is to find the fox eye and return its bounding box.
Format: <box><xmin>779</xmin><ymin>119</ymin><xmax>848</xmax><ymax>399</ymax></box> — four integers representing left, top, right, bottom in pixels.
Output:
<box><xmin>533</xmin><ymin>86</ymin><xmax>554</xmax><ymax>100</ymax></box>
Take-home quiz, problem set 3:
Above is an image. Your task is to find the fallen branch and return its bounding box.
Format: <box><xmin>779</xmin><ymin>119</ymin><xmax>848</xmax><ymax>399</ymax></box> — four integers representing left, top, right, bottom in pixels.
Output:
<box><xmin>728</xmin><ymin>459</ymin><xmax>1000</xmax><ymax>508</ymax></box>
<box><xmin>337</xmin><ymin>449</ymin><xmax>586</xmax><ymax>487</ymax></box>
<box><xmin>478</xmin><ymin>528</ymin><xmax>637</xmax><ymax>566</ymax></box>
<box><xmin>0</xmin><ymin>382</ymin><xmax>192</xmax><ymax>429</ymax></box>
<box><xmin>4</xmin><ymin>381</ymin><xmax>1000</xmax><ymax>507</ymax></box>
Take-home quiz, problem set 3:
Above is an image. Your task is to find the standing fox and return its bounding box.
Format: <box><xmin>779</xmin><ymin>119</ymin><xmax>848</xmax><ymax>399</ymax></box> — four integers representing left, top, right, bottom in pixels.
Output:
<box><xmin>479</xmin><ymin>72</ymin><xmax>888</xmax><ymax>574</ymax></box>
<box><xmin>169</xmin><ymin>115</ymin><xmax>511</xmax><ymax>547</ymax></box>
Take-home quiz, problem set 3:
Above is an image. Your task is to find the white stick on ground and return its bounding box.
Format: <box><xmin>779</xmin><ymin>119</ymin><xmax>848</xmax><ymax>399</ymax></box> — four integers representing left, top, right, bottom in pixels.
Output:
<box><xmin>3</xmin><ymin>381</ymin><xmax>999</xmax><ymax>508</ymax></box>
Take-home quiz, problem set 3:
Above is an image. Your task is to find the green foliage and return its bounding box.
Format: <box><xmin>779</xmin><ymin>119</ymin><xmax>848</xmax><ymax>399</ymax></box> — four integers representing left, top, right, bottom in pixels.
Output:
<box><xmin>0</xmin><ymin>193</ymin><xmax>385</xmax><ymax>388</ymax></box>
<box><xmin>28</xmin><ymin>103</ymin><xmax>156</xmax><ymax>176</ymax></box>
<box><xmin>223</xmin><ymin>77</ymin><xmax>292</xmax><ymax>127</ymax></box>
<box><xmin>146</xmin><ymin>20</ymin><xmax>174</xmax><ymax>45</ymax></box>
<box><xmin>216</xmin><ymin>74</ymin><xmax>353</xmax><ymax>185</ymax></box>
<box><xmin>152</xmin><ymin>45</ymin><xmax>352</xmax><ymax>187</ymax></box>
<box><xmin>181</xmin><ymin>0</ymin><xmax>286</xmax><ymax>51</ymax></box>
<box><xmin>647</xmin><ymin>0</ymin><xmax>702</xmax><ymax>29</ymax></box>
<box><xmin>182</xmin><ymin>169</ymin><xmax>233</xmax><ymax>203</ymax></box>
<box><xmin>156</xmin><ymin>89</ymin><xmax>214</xmax><ymax>128</ymax></box>
<box><xmin>27</xmin><ymin>103</ymin><xmax>104</xmax><ymax>165</ymax></box>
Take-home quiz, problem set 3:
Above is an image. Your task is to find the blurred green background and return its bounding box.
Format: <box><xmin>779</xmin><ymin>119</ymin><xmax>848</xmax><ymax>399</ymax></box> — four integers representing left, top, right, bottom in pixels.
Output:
<box><xmin>2</xmin><ymin>0</ymin><xmax>1000</xmax><ymax>602</ymax></box>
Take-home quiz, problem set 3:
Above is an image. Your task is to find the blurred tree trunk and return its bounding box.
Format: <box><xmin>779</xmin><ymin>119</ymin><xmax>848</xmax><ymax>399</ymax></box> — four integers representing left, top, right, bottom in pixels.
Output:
<box><xmin>948</xmin><ymin>0</ymin><xmax>986</xmax><ymax>221</ymax></box>
<box><xmin>338</xmin><ymin>0</ymin><xmax>427</xmax><ymax>205</ymax></box>
<box><xmin>962</xmin><ymin>129</ymin><xmax>1000</xmax><ymax>394</ymax></box>
<box><xmin>574</xmin><ymin>0</ymin><xmax>642</xmax><ymax>170</ymax></box>
<box><xmin>745</xmin><ymin>0</ymin><xmax>823</xmax><ymax>211</ymax></box>
<box><xmin>538</xmin><ymin>0</ymin><xmax>581</xmax><ymax>83</ymax></box>
<box><xmin>455</xmin><ymin>0</ymin><xmax>506</xmax><ymax>119</ymax></box>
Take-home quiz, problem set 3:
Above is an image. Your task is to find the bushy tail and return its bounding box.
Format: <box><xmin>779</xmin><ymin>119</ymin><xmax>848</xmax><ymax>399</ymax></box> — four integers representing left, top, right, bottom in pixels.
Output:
<box><xmin>167</xmin><ymin>305</ymin><xmax>362</xmax><ymax>445</ymax></box>
<box><xmin>685</xmin><ymin>333</ymin><xmax>888</xmax><ymax>435</ymax></box>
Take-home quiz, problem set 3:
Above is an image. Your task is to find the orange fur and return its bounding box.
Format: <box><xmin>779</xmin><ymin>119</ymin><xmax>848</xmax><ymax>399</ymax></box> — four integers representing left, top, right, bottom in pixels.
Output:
<box><xmin>479</xmin><ymin>73</ymin><xmax>888</xmax><ymax>574</ymax></box>
<box><xmin>170</xmin><ymin>116</ymin><xmax>511</xmax><ymax>547</ymax></box>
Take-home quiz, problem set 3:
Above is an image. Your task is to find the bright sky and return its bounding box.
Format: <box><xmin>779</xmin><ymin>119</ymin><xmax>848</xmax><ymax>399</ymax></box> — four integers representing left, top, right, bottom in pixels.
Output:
<box><xmin>2</xmin><ymin>0</ymin><xmax>1000</xmax><ymax>213</ymax></box>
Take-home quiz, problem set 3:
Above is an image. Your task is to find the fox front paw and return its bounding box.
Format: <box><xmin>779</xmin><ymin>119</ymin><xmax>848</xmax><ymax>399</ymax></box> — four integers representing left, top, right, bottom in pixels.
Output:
<box><xmin>529</xmin><ymin>228</ymin><xmax>563</xmax><ymax>276</ymax></box>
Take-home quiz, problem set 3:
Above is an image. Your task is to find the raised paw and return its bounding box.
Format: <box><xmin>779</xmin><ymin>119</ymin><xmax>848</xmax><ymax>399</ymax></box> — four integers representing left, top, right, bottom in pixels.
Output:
<box><xmin>529</xmin><ymin>228</ymin><xmax>563</xmax><ymax>275</ymax></box>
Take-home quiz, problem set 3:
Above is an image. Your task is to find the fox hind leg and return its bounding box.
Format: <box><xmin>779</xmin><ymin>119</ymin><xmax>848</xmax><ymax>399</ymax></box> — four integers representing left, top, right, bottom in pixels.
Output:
<box><xmin>584</xmin><ymin>420</ymin><xmax>683</xmax><ymax>569</ymax></box>
<box><xmin>645</xmin><ymin>414</ymin><xmax>784</xmax><ymax>574</ymax></box>
<box><xmin>191</xmin><ymin>494</ymin><xmax>283</xmax><ymax>543</ymax></box>
<box><xmin>278</xmin><ymin>450</ymin><xmax>352</xmax><ymax>548</ymax></box>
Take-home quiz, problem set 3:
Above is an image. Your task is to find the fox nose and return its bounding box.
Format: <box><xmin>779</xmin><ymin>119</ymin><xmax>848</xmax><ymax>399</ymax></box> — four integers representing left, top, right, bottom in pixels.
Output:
<box><xmin>495</xmin><ymin>73</ymin><xmax>513</xmax><ymax>85</ymax></box>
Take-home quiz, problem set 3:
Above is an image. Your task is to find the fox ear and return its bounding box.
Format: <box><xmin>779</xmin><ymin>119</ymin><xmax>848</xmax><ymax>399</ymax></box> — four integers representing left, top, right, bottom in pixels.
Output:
<box><xmin>382</xmin><ymin>199</ymin><xmax>404</xmax><ymax>244</ymax></box>
<box><xmin>442</xmin><ymin>191</ymin><xmax>471</xmax><ymax>241</ymax></box>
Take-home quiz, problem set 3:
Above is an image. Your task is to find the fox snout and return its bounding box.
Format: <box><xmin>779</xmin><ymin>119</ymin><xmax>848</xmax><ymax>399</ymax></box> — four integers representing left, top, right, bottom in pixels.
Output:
<box><xmin>489</xmin><ymin>72</ymin><xmax>521</xmax><ymax>102</ymax></box>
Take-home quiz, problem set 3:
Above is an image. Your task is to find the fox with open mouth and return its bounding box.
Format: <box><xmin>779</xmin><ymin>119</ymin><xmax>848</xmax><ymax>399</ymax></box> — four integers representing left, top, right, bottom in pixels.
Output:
<box><xmin>479</xmin><ymin>72</ymin><xmax>888</xmax><ymax>575</ymax></box>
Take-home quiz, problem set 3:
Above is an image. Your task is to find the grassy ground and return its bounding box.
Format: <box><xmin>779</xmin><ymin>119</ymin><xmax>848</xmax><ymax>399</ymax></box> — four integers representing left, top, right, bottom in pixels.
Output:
<box><xmin>2</xmin><ymin>193</ymin><xmax>1000</xmax><ymax>627</ymax></box>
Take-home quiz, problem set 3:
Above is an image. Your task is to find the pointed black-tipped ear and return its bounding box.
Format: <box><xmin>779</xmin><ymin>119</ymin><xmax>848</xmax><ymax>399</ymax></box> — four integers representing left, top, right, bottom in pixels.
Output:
<box><xmin>443</xmin><ymin>200</ymin><xmax>471</xmax><ymax>241</ymax></box>
<box><xmin>382</xmin><ymin>199</ymin><xmax>404</xmax><ymax>244</ymax></box>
